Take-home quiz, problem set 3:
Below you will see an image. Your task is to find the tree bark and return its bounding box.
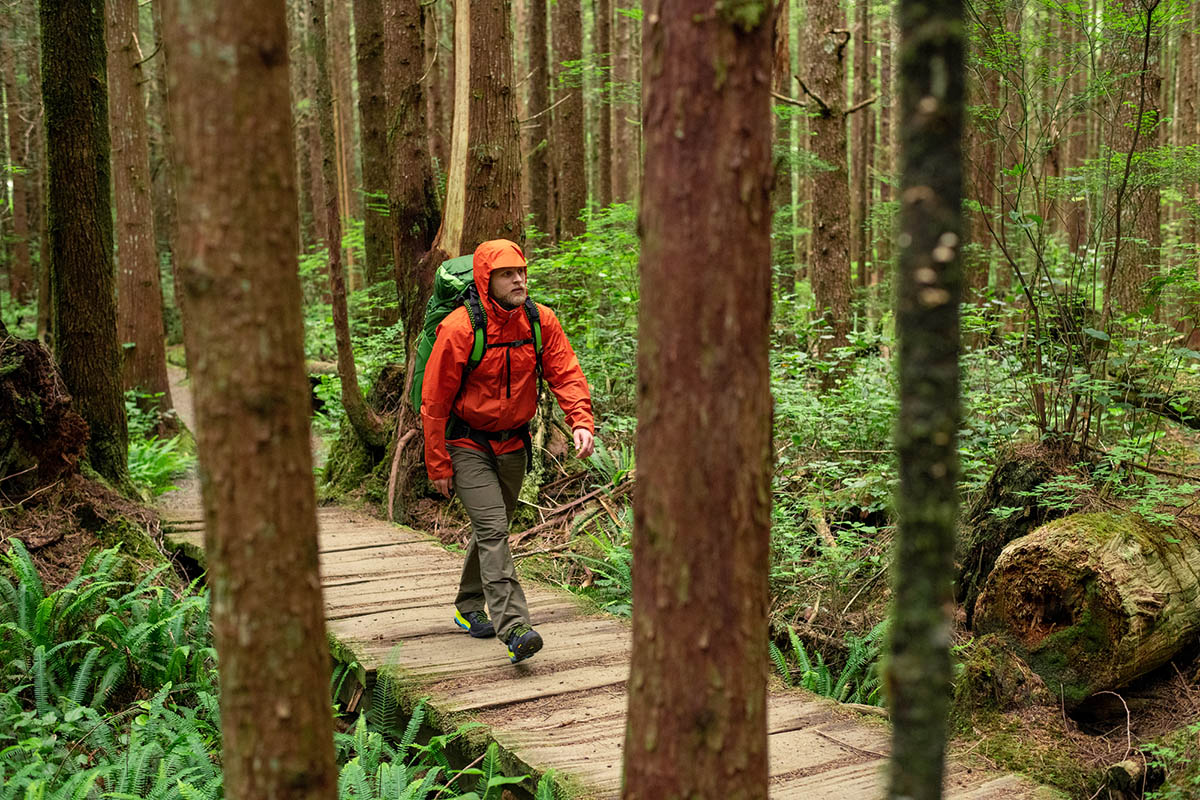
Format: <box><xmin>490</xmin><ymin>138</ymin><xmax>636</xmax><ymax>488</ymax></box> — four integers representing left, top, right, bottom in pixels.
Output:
<box><xmin>593</xmin><ymin>0</ymin><xmax>612</xmax><ymax>209</ymax></box>
<box><xmin>803</xmin><ymin>0</ymin><xmax>851</xmax><ymax>359</ymax></box>
<box><xmin>527</xmin><ymin>0</ymin><xmax>551</xmax><ymax>234</ymax></box>
<box><xmin>3</xmin><ymin>16</ymin><xmax>33</xmax><ymax>306</ymax></box>
<box><xmin>107</xmin><ymin>0</ymin><xmax>176</xmax><ymax>433</ymax></box>
<box><xmin>289</xmin><ymin>0</ymin><xmax>319</xmax><ymax>248</ymax></box>
<box><xmin>964</xmin><ymin>0</ymin><xmax>1000</xmax><ymax>302</ymax></box>
<box><xmin>384</xmin><ymin>0</ymin><xmax>439</xmax><ymax>356</ymax></box>
<box><xmin>611</xmin><ymin>0</ymin><xmax>638</xmax><ymax>204</ymax></box>
<box><xmin>772</xmin><ymin>0</ymin><xmax>793</xmax><ymax>295</ymax></box>
<box><xmin>1104</xmin><ymin>0</ymin><xmax>1161</xmax><ymax>322</ymax></box>
<box><xmin>975</xmin><ymin>513</ymin><xmax>1200</xmax><ymax>707</ymax></box>
<box><xmin>874</xmin><ymin>11</ymin><xmax>892</xmax><ymax>285</ymax></box>
<box><xmin>424</xmin><ymin>0</ymin><xmax>450</xmax><ymax>171</ymax></box>
<box><xmin>429</xmin><ymin>0</ymin><xmax>523</xmax><ymax>258</ymax></box>
<box><xmin>552</xmin><ymin>0</ymin><xmax>586</xmax><ymax>239</ymax></box>
<box><xmin>889</xmin><ymin>0</ymin><xmax>965</xmax><ymax>796</ymax></box>
<box><xmin>328</xmin><ymin>0</ymin><xmax>361</xmax><ymax>222</ymax></box>
<box><xmin>40</xmin><ymin>0</ymin><xmax>129</xmax><ymax>488</ymax></box>
<box><xmin>161</xmin><ymin>4</ymin><xmax>339</xmax><ymax>797</ymax></box>
<box><xmin>355</xmin><ymin>0</ymin><xmax>395</xmax><ymax>326</ymax></box>
<box><xmin>26</xmin><ymin>20</ymin><xmax>50</xmax><ymax>342</ymax></box>
<box><xmin>623</xmin><ymin>0</ymin><xmax>773</xmax><ymax>796</ymax></box>
<box><xmin>311</xmin><ymin>0</ymin><xmax>387</xmax><ymax>448</ymax></box>
<box><xmin>851</xmin><ymin>0</ymin><xmax>870</xmax><ymax>291</ymax></box>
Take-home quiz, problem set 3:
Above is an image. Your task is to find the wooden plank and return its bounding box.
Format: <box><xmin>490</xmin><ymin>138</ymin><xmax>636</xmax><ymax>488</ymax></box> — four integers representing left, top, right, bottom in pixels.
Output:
<box><xmin>443</xmin><ymin>659</ymin><xmax>628</xmax><ymax>713</ymax></box>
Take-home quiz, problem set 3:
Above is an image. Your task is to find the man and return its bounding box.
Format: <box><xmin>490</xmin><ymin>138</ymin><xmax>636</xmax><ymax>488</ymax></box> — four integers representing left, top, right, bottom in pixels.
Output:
<box><xmin>421</xmin><ymin>239</ymin><xmax>595</xmax><ymax>663</ymax></box>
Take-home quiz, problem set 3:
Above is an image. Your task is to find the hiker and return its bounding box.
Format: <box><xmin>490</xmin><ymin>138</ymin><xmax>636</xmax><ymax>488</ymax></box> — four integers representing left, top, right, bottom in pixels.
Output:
<box><xmin>421</xmin><ymin>239</ymin><xmax>595</xmax><ymax>664</ymax></box>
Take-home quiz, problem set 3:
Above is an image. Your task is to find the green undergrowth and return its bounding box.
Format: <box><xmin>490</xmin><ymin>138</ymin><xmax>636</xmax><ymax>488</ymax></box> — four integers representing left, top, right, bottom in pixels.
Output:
<box><xmin>0</xmin><ymin>540</ymin><xmax>561</xmax><ymax>800</ymax></box>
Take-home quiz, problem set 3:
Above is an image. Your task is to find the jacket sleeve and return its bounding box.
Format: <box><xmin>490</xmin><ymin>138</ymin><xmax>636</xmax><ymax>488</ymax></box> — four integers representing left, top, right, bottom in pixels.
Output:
<box><xmin>539</xmin><ymin>306</ymin><xmax>594</xmax><ymax>434</ymax></box>
<box><xmin>421</xmin><ymin>315</ymin><xmax>472</xmax><ymax>481</ymax></box>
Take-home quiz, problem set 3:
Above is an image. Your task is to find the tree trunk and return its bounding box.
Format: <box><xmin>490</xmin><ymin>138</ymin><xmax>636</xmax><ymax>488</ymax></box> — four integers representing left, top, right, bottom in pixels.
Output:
<box><xmin>965</xmin><ymin>0</ymin><xmax>1001</xmax><ymax>302</ymax></box>
<box><xmin>772</xmin><ymin>0</ymin><xmax>793</xmax><ymax>296</ymax></box>
<box><xmin>611</xmin><ymin>1</ymin><xmax>638</xmax><ymax>204</ymax></box>
<box><xmin>355</xmin><ymin>0</ymin><xmax>395</xmax><ymax>327</ymax></box>
<box><xmin>1180</xmin><ymin>0</ymin><xmax>1199</xmax><ymax>343</ymax></box>
<box><xmin>149</xmin><ymin>0</ymin><xmax>179</xmax><ymax>289</ymax></box>
<box><xmin>527</xmin><ymin>0</ymin><xmax>550</xmax><ymax>235</ymax></box>
<box><xmin>27</xmin><ymin>21</ymin><xmax>50</xmax><ymax>342</ymax></box>
<box><xmin>803</xmin><ymin>0</ymin><xmax>851</xmax><ymax>359</ymax></box>
<box><xmin>889</xmin><ymin>0</ymin><xmax>965</xmax><ymax>795</ymax></box>
<box><xmin>974</xmin><ymin>513</ymin><xmax>1200</xmax><ymax>708</ymax></box>
<box><xmin>429</xmin><ymin>0</ymin><xmax>523</xmax><ymax>258</ymax></box>
<box><xmin>593</xmin><ymin>0</ymin><xmax>612</xmax><ymax>210</ymax></box>
<box><xmin>384</xmin><ymin>0</ymin><xmax>439</xmax><ymax>356</ymax></box>
<box><xmin>874</xmin><ymin>11</ymin><xmax>892</xmax><ymax>285</ymax></box>
<box><xmin>289</xmin><ymin>0</ymin><xmax>319</xmax><ymax>248</ymax></box>
<box><xmin>107</xmin><ymin>0</ymin><xmax>176</xmax><ymax>433</ymax></box>
<box><xmin>161</xmin><ymin>4</ymin><xmax>339</xmax><ymax>797</ymax></box>
<box><xmin>1064</xmin><ymin>7</ymin><xmax>1087</xmax><ymax>253</ymax></box>
<box><xmin>1104</xmin><ymin>0</ymin><xmax>1161</xmax><ymax>323</ymax></box>
<box><xmin>623</xmin><ymin>0</ymin><xmax>773</xmax><ymax>796</ymax></box>
<box><xmin>851</xmin><ymin>0</ymin><xmax>869</xmax><ymax>291</ymax></box>
<box><xmin>40</xmin><ymin>0</ymin><xmax>129</xmax><ymax>488</ymax></box>
<box><xmin>3</xmin><ymin>18</ymin><xmax>33</xmax><ymax>306</ymax></box>
<box><xmin>552</xmin><ymin>0</ymin><xmax>586</xmax><ymax>239</ymax></box>
<box><xmin>328</xmin><ymin>0</ymin><xmax>361</xmax><ymax>223</ymax></box>
<box><xmin>312</xmin><ymin>0</ymin><xmax>387</xmax><ymax>448</ymax></box>
<box><xmin>424</xmin><ymin>0</ymin><xmax>450</xmax><ymax>172</ymax></box>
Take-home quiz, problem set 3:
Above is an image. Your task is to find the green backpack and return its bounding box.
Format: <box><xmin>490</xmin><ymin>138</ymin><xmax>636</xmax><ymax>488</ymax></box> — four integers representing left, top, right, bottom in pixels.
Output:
<box><xmin>409</xmin><ymin>254</ymin><xmax>544</xmax><ymax>411</ymax></box>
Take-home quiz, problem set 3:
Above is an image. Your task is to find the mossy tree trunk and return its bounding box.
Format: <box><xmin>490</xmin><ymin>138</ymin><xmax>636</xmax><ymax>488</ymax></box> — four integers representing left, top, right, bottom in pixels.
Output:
<box><xmin>974</xmin><ymin>512</ymin><xmax>1200</xmax><ymax>708</ymax></box>
<box><xmin>3</xmin><ymin>15</ymin><xmax>33</xmax><ymax>306</ymax></box>
<box><xmin>161</xmin><ymin>3</ymin><xmax>338</xmax><ymax>797</ymax></box>
<box><xmin>311</xmin><ymin>0</ymin><xmax>387</xmax><ymax>449</ymax></box>
<box><xmin>622</xmin><ymin>0</ymin><xmax>774</xmax><ymax>794</ymax></box>
<box><xmin>888</xmin><ymin>0</ymin><xmax>966</xmax><ymax>796</ymax></box>
<box><xmin>551</xmin><ymin>0</ymin><xmax>585</xmax><ymax>240</ymax></box>
<box><xmin>40</xmin><ymin>0</ymin><xmax>130</xmax><ymax>489</ymax></box>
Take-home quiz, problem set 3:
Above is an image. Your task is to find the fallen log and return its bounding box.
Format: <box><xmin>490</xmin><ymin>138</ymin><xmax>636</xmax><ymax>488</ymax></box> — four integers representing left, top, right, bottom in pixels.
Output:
<box><xmin>973</xmin><ymin>512</ymin><xmax>1200</xmax><ymax>708</ymax></box>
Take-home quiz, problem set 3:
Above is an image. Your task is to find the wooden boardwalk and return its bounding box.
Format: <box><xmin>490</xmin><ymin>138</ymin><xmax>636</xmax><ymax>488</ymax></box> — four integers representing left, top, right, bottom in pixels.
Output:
<box><xmin>161</xmin><ymin>506</ymin><xmax>1051</xmax><ymax>799</ymax></box>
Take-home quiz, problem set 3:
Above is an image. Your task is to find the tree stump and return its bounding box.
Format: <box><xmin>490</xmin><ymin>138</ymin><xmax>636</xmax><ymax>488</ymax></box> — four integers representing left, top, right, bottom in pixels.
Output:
<box><xmin>974</xmin><ymin>512</ymin><xmax>1200</xmax><ymax>707</ymax></box>
<box><xmin>0</xmin><ymin>327</ymin><xmax>88</xmax><ymax>498</ymax></box>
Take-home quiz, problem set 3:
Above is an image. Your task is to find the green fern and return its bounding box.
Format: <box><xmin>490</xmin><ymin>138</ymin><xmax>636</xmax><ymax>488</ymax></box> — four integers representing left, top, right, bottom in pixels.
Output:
<box><xmin>535</xmin><ymin>770</ymin><xmax>557</xmax><ymax>800</ymax></box>
<box><xmin>400</xmin><ymin>699</ymin><xmax>427</xmax><ymax>752</ymax></box>
<box><xmin>768</xmin><ymin>640</ymin><xmax>791</xmax><ymax>685</ymax></box>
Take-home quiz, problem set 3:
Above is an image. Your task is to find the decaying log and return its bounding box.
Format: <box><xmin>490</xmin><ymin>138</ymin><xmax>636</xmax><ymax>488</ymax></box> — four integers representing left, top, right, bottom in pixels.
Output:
<box><xmin>974</xmin><ymin>512</ymin><xmax>1200</xmax><ymax>707</ymax></box>
<box><xmin>956</xmin><ymin>453</ymin><xmax>1063</xmax><ymax>623</ymax></box>
<box><xmin>1105</xmin><ymin>757</ymin><xmax>1164</xmax><ymax>799</ymax></box>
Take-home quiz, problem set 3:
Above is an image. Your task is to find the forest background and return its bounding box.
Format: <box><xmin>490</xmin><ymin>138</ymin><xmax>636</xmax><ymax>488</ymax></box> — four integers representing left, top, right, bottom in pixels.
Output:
<box><xmin>0</xmin><ymin>0</ymin><xmax>1199</xmax><ymax>797</ymax></box>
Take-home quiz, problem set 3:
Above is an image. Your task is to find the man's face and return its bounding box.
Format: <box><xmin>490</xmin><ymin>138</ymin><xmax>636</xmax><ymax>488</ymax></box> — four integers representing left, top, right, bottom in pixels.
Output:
<box><xmin>489</xmin><ymin>267</ymin><xmax>528</xmax><ymax>309</ymax></box>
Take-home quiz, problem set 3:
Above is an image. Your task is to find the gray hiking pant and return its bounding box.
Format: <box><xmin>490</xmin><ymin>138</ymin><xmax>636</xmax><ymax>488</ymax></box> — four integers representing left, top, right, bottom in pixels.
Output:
<box><xmin>450</xmin><ymin>444</ymin><xmax>530</xmax><ymax>640</ymax></box>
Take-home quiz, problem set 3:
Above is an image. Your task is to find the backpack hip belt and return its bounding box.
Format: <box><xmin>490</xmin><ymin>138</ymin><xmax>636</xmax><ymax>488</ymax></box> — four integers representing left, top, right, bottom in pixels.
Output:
<box><xmin>447</xmin><ymin>415</ymin><xmax>534</xmax><ymax>470</ymax></box>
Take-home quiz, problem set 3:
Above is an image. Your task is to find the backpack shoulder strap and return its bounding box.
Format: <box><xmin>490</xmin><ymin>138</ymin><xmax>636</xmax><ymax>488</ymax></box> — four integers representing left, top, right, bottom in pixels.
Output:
<box><xmin>523</xmin><ymin>298</ymin><xmax>543</xmax><ymax>376</ymax></box>
<box><xmin>463</xmin><ymin>284</ymin><xmax>487</xmax><ymax>375</ymax></box>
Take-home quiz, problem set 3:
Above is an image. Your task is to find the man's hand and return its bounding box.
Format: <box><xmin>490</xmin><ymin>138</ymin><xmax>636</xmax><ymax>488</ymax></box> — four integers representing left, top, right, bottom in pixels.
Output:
<box><xmin>573</xmin><ymin>428</ymin><xmax>595</xmax><ymax>460</ymax></box>
<box><xmin>433</xmin><ymin>477</ymin><xmax>453</xmax><ymax>498</ymax></box>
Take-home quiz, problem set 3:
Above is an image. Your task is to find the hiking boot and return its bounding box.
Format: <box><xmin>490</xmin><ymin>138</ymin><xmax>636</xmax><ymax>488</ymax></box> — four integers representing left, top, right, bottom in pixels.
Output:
<box><xmin>504</xmin><ymin>623</ymin><xmax>543</xmax><ymax>664</ymax></box>
<box><xmin>454</xmin><ymin>609</ymin><xmax>495</xmax><ymax>639</ymax></box>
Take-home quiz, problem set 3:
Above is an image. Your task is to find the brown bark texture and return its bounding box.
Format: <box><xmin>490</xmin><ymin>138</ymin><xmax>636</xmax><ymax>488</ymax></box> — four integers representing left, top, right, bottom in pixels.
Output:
<box><xmin>552</xmin><ymin>0</ymin><xmax>586</xmax><ymax>239</ymax></box>
<box><xmin>328</xmin><ymin>0</ymin><xmax>361</xmax><ymax>220</ymax></box>
<box><xmin>26</xmin><ymin>21</ymin><xmax>50</xmax><ymax>341</ymax></box>
<box><xmin>289</xmin><ymin>0</ymin><xmax>319</xmax><ymax>247</ymax></box>
<box><xmin>771</xmin><ymin>0</ymin><xmax>793</xmax><ymax>292</ymax></box>
<box><xmin>875</xmin><ymin>12</ymin><xmax>892</xmax><ymax>282</ymax></box>
<box><xmin>851</xmin><ymin>0</ymin><xmax>869</xmax><ymax>287</ymax></box>
<box><xmin>611</xmin><ymin>1</ymin><xmax>639</xmax><ymax>204</ymax></box>
<box><xmin>965</xmin><ymin>0</ymin><xmax>1000</xmax><ymax>300</ymax></box>
<box><xmin>3</xmin><ymin>17</ymin><xmax>32</xmax><ymax>305</ymax></box>
<box><xmin>311</xmin><ymin>0</ymin><xmax>386</xmax><ymax>447</ymax></box>
<box><xmin>974</xmin><ymin>513</ymin><xmax>1200</xmax><ymax>707</ymax></box>
<box><xmin>355</xmin><ymin>0</ymin><xmax>395</xmax><ymax>325</ymax></box>
<box><xmin>149</xmin><ymin>1</ymin><xmax>179</xmax><ymax>285</ymax></box>
<box><xmin>161</xmin><ymin>3</ymin><xmax>339</xmax><ymax>798</ymax></box>
<box><xmin>1105</xmin><ymin>1</ymin><xmax>1161</xmax><ymax>321</ymax></box>
<box><xmin>424</xmin><ymin>0</ymin><xmax>450</xmax><ymax>170</ymax></box>
<box><xmin>527</xmin><ymin>0</ymin><xmax>551</xmax><ymax>234</ymax></box>
<box><xmin>623</xmin><ymin>0</ymin><xmax>774</xmax><ymax>797</ymax></box>
<box><xmin>593</xmin><ymin>0</ymin><xmax>613</xmax><ymax>209</ymax></box>
<box><xmin>803</xmin><ymin>0</ymin><xmax>851</xmax><ymax>356</ymax></box>
<box><xmin>430</xmin><ymin>0</ymin><xmax>523</xmax><ymax>257</ymax></box>
<box><xmin>108</xmin><ymin>0</ymin><xmax>175</xmax><ymax>428</ymax></box>
<box><xmin>41</xmin><ymin>0</ymin><xmax>129</xmax><ymax>487</ymax></box>
<box><xmin>889</xmin><ymin>0</ymin><xmax>965</xmax><ymax>794</ymax></box>
<box><xmin>384</xmin><ymin>0</ymin><xmax>439</xmax><ymax>357</ymax></box>
<box><xmin>1065</xmin><ymin>8</ymin><xmax>1087</xmax><ymax>252</ymax></box>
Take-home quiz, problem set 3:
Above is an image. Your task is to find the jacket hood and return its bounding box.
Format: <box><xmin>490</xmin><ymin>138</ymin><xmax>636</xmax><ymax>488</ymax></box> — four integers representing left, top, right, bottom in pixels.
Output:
<box><xmin>472</xmin><ymin>239</ymin><xmax>527</xmax><ymax>309</ymax></box>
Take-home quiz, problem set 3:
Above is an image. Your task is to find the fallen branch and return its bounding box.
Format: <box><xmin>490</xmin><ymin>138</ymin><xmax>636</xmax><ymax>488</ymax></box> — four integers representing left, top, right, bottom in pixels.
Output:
<box><xmin>386</xmin><ymin>428</ymin><xmax>417</xmax><ymax>522</ymax></box>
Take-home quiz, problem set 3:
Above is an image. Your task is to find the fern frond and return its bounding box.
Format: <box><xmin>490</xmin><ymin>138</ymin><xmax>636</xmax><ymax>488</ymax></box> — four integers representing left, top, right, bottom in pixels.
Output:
<box><xmin>400</xmin><ymin>699</ymin><xmax>427</xmax><ymax>752</ymax></box>
<box><xmin>32</xmin><ymin>644</ymin><xmax>49</xmax><ymax>715</ymax></box>
<box><xmin>787</xmin><ymin>625</ymin><xmax>812</xmax><ymax>674</ymax></box>
<box><xmin>475</xmin><ymin>742</ymin><xmax>501</xmax><ymax>799</ymax></box>
<box><xmin>68</xmin><ymin>646</ymin><xmax>102</xmax><ymax>706</ymax></box>
<box><xmin>372</xmin><ymin>672</ymin><xmax>399</xmax><ymax>732</ymax></box>
<box><xmin>535</xmin><ymin>770</ymin><xmax>557</xmax><ymax>800</ymax></box>
<box><xmin>768</xmin><ymin>641</ymin><xmax>791</xmax><ymax>686</ymax></box>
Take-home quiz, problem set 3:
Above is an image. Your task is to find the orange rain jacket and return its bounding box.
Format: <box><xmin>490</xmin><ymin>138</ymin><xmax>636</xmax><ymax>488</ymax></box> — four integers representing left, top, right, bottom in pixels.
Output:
<box><xmin>421</xmin><ymin>239</ymin><xmax>594</xmax><ymax>482</ymax></box>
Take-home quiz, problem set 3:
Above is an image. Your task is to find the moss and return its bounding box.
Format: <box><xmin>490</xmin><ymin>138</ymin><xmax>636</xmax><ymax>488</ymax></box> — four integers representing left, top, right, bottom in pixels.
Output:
<box><xmin>952</xmin><ymin>709</ymin><xmax>1097</xmax><ymax>798</ymax></box>
<box><xmin>953</xmin><ymin>634</ymin><xmax>1052</xmax><ymax>713</ymax></box>
<box><xmin>321</xmin><ymin>417</ymin><xmax>389</xmax><ymax>503</ymax></box>
<box><xmin>715</xmin><ymin>0</ymin><xmax>767</xmax><ymax>32</ymax></box>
